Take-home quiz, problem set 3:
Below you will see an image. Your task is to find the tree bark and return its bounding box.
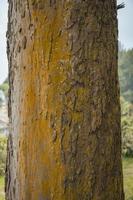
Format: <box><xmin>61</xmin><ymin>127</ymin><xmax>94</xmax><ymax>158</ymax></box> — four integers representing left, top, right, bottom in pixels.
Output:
<box><xmin>6</xmin><ymin>0</ymin><xmax>124</xmax><ymax>199</ymax></box>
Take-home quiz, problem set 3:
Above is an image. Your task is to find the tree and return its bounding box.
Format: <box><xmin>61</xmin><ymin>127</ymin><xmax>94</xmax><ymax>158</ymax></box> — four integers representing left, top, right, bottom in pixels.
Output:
<box><xmin>6</xmin><ymin>1</ymin><xmax>124</xmax><ymax>199</ymax></box>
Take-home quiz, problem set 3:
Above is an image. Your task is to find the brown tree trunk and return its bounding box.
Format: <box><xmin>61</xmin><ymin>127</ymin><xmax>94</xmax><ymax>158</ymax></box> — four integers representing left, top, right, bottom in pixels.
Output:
<box><xmin>6</xmin><ymin>0</ymin><xmax>124</xmax><ymax>199</ymax></box>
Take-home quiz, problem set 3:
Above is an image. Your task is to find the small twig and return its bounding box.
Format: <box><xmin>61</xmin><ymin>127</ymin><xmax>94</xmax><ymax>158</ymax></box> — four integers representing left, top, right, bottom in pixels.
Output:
<box><xmin>117</xmin><ymin>2</ymin><xmax>125</xmax><ymax>10</ymax></box>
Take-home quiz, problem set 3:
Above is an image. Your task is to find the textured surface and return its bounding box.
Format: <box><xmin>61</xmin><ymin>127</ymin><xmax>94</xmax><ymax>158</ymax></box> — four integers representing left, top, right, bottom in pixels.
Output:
<box><xmin>6</xmin><ymin>0</ymin><xmax>124</xmax><ymax>199</ymax></box>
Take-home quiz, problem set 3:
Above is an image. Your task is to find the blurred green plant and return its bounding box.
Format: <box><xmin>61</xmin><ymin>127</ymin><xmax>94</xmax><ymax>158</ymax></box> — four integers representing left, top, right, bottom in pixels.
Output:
<box><xmin>0</xmin><ymin>83</ymin><xmax>8</xmax><ymax>99</ymax></box>
<box><xmin>121</xmin><ymin>97</ymin><xmax>133</xmax><ymax>156</ymax></box>
<box><xmin>0</xmin><ymin>136</ymin><xmax>7</xmax><ymax>176</ymax></box>
<box><xmin>119</xmin><ymin>49</ymin><xmax>133</xmax><ymax>103</ymax></box>
<box><xmin>123</xmin><ymin>158</ymin><xmax>133</xmax><ymax>200</ymax></box>
<box><xmin>119</xmin><ymin>48</ymin><xmax>133</xmax><ymax>157</ymax></box>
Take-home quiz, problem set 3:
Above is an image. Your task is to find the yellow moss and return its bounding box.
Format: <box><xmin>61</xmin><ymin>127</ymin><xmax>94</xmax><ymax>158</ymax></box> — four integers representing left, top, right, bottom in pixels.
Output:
<box><xmin>17</xmin><ymin>3</ymin><xmax>72</xmax><ymax>200</ymax></box>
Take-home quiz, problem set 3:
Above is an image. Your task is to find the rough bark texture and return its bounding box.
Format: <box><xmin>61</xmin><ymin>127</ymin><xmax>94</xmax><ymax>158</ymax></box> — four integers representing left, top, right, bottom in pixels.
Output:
<box><xmin>6</xmin><ymin>0</ymin><xmax>124</xmax><ymax>200</ymax></box>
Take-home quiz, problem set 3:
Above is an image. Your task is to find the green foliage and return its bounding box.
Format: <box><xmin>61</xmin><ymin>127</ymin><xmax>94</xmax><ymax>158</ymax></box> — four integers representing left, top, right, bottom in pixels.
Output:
<box><xmin>0</xmin><ymin>83</ymin><xmax>9</xmax><ymax>98</ymax></box>
<box><xmin>0</xmin><ymin>136</ymin><xmax>7</xmax><ymax>176</ymax></box>
<box><xmin>119</xmin><ymin>48</ymin><xmax>133</xmax><ymax>157</ymax></box>
<box><xmin>0</xmin><ymin>100</ymin><xmax>2</xmax><ymax>108</ymax></box>
<box><xmin>123</xmin><ymin>158</ymin><xmax>133</xmax><ymax>200</ymax></box>
<box><xmin>0</xmin><ymin>177</ymin><xmax>5</xmax><ymax>200</ymax></box>
<box><xmin>121</xmin><ymin>97</ymin><xmax>133</xmax><ymax>156</ymax></box>
<box><xmin>119</xmin><ymin>49</ymin><xmax>133</xmax><ymax>103</ymax></box>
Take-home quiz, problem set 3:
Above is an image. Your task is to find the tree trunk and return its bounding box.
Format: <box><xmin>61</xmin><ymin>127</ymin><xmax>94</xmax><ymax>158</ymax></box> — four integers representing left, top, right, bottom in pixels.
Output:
<box><xmin>6</xmin><ymin>0</ymin><xmax>124</xmax><ymax>199</ymax></box>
